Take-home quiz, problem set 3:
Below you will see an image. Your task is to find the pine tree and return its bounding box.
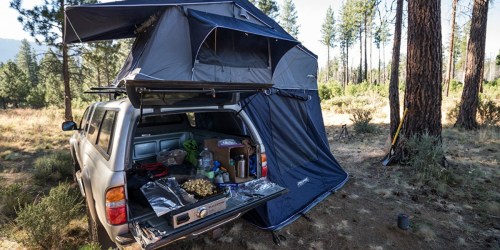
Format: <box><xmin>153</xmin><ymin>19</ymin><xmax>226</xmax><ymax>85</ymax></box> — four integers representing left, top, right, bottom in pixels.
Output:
<box><xmin>455</xmin><ymin>0</ymin><xmax>490</xmax><ymax>129</ymax></box>
<box><xmin>10</xmin><ymin>0</ymin><xmax>97</xmax><ymax>121</ymax></box>
<box><xmin>395</xmin><ymin>0</ymin><xmax>443</xmax><ymax>163</ymax></box>
<box><xmin>388</xmin><ymin>0</ymin><xmax>403</xmax><ymax>143</ymax></box>
<box><xmin>445</xmin><ymin>0</ymin><xmax>459</xmax><ymax>97</ymax></box>
<box><xmin>338</xmin><ymin>0</ymin><xmax>358</xmax><ymax>87</ymax></box>
<box><xmin>255</xmin><ymin>0</ymin><xmax>279</xmax><ymax>19</ymax></box>
<box><xmin>279</xmin><ymin>0</ymin><xmax>299</xmax><ymax>38</ymax></box>
<box><xmin>0</xmin><ymin>61</ymin><xmax>30</xmax><ymax>108</ymax></box>
<box><xmin>15</xmin><ymin>39</ymin><xmax>39</xmax><ymax>87</ymax></box>
<box><xmin>82</xmin><ymin>41</ymin><xmax>122</xmax><ymax>101</ymax></box>
<box><xmin>38</xmin><ymin>50</ymin><xmax>64</xmax><ymax>107</ymax></box>
<box><xmin>496</xmin><ymin>50</ymin><xmax>500</xmax><ymax>66</ymax></box>
<box><xmin>321</xmin><ymin>6</ymin><xmax>335</xmax><ymax>81</ymax></box>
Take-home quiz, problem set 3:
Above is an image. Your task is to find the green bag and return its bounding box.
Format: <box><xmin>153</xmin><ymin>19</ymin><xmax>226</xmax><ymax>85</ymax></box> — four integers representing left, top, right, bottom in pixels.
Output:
<box><xmin>183</xmin><ymin>139</ymin><xmax>198</xmax><ymax>166</ymax></box>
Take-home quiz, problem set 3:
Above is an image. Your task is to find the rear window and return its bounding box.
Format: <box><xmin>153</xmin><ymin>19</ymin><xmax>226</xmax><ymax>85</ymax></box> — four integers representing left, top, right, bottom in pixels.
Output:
<box><xmin>194</xmin><ymin>112</ymin><xmax>247</xmax><ymax>136</ymax></box>
<box><xmin>138</xmin><ymin>114</ymin><xmax>183</xmax><ymax>127</ymax></box>
<box><xmin>97</xmin><ymin>111</ymin><xmax>117</xmax><ymax>155</ymax></box>
<box><xmin>87</xmin><ymin>108</ymin><xmax>105</xmax><ymax>144</ymax></box>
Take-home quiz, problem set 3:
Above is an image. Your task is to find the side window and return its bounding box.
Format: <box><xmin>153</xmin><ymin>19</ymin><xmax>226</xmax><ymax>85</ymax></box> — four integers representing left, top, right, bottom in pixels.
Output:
<box><xmin>97</xmin><ymin>111</ymin><xmax>117</xmax><ymax>156</ymax></box>
<box><xmin>79</xmin><ymin>107</ymin><xmax>90</xmax><ymax>132</ymax></box>
<box><xmin>87</xmin><ymin>108</ymin><xmax>105</xmax><ymax>144</ymax></box>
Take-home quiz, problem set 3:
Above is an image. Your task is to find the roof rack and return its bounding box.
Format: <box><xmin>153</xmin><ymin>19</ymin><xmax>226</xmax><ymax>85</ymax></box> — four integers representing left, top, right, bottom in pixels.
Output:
<box><xmin>84</xmin><ymin>87</ymin><xmax>127</xmax><ymax>99</ymax></box>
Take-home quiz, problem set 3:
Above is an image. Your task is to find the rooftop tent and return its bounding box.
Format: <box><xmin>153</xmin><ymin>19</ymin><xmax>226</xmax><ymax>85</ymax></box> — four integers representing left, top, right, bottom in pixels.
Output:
<box><xmin>64</xmin><ymin>0</ymin><xmax>347</xmax><ymax>231</ymax></box>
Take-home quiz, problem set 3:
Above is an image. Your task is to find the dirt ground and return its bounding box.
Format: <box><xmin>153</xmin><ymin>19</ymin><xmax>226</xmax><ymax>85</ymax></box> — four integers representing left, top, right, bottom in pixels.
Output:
<box><xmin>1</xmin><ymin>108</ymin><xmax>499</xmax><ymax>250</ymax></box>
<box><xmin>168</xmin><ymin>110</ymin><xmax>500</xmax><ymax>250</ymax></box>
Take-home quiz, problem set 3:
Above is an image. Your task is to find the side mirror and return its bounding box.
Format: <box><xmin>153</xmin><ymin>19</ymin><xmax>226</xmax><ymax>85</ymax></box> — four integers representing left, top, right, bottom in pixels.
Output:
<box><xmin>62</xmin><ymin>121</ymin><xmax>78</xmax><ymax>131</ymax></box>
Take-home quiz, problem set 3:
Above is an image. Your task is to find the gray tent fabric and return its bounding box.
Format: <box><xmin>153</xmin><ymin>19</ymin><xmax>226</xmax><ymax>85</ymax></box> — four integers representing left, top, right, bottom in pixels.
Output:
<box><xmin>112</xmin><ymin>5</ymin><xmax>301</xmax><ymax>85</ymax></box>
<box><xmin>272</xmin><ymin>46</ymin><xmax>318</xmax><ymax>90</ymax></box>
<box><xmin>131</xmin><ymin>8</ymin><xmax>193</xmax><ymax>81</ymax></box>
<box><xmin>64</xmin><ymin>0</ymin><xmax>294</xmax><ymax>44</ymax></box>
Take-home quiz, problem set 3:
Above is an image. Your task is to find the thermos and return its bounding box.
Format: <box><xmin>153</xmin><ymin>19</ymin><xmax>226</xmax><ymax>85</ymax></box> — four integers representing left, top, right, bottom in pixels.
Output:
<box><xmin>237</xmin><ymin>155</ymin><xmax>246</xmax><ymax>178</ymax></box>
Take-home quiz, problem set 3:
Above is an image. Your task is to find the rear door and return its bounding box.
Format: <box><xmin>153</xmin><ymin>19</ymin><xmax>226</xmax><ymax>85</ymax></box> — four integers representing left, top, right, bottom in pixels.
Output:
<box><xmin>123</xmin><ymin>79</ymin><xmax>272</xmax><ymax>108</ymax></box>
<box><xmin>130</xmin><ymin>179</ymin><xmax>286</xmax><ymax>249</ymax></box>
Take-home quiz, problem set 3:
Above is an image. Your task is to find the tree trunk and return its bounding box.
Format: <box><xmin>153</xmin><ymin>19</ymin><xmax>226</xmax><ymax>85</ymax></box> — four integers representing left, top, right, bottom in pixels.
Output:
<box><xmin>62</xmin><ymin>42</ymin><xmax>73</xmax><ymax>122</ymax></box>
<box><xmin>364</xmin><ymin>15</ymin><xmax>368</xmax><ymax>82</ymax></box>
<box><xmin>369</xmin><ymin>27</ymin><xmax>373</xmax><ymax>84</ymax></box>
<box><xmin>326</xmin><ymin>46</ymin><xmax>330</xmax><ymax>82</ymax></box>
<box><xmin>445</xmin><ymin>0</ymin><xmax>458</xmax><ymax>97</ymax></box>
<box><xmin>378</xmin><ymin>47</ymin><xmax>381</xmax><ymax>85</ymax></box>
<box><xmin>61</xmin><ymin>0</ymin><xmax>73</xmax><ymax>122</ymax></box>
<box><xmin>358</xmin><ymin>28</ymin><xmax>363</xmax><ymax>83</ymax></box>
<box><xmin>382</xmin><ymin>42</ymin><xmax>386</xmax><ymax>83</ymax></box>
<box><xmin>346</xmin><ymin>46</ymin><xmax>350</xmax><ymax>87</ymax></box>
<box><xmin>396</xmin><ymin>0</ymin><xmax>443</xmax><ymax>161</ymax></box>
<box><xmin>455</xmin><ymin>0</ymin><xmax>489</xmax><ymax>129</ymax></box>
<box><xmin>97</xmin><ymin>67</ymin><xmax>102</xmax><ymax>102</ymax></box>
<box><xmin>389</xmin><ymin>0</ymin><xmax>403</xmax><ymax>143</ymax></box>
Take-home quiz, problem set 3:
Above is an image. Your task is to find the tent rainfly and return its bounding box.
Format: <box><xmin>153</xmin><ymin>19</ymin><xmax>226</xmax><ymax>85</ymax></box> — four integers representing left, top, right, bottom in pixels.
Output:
<box><xmin>65</xmin><ymin>0</ymin><xmax>348</xmax><ymax>231</ymax></box>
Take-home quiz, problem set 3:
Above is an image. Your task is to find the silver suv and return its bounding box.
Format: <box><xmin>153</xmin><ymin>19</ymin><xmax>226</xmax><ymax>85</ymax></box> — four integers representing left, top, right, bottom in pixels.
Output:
<box><xmin>62</xmin><ymin>91</ymin><xmax>286</xmax><ymax>249</ymax></box>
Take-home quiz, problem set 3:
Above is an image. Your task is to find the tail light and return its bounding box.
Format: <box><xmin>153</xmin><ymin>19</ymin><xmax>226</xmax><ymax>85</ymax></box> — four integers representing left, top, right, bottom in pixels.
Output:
<box><xmin>105</xmin><ymin>186</ymin><xmax>127</xmax><ymax>225</ymax></box>
<box><xmin>261</xmin><ymin>153</ymin><xmax>268</xmax><ymax>177</ymax></box>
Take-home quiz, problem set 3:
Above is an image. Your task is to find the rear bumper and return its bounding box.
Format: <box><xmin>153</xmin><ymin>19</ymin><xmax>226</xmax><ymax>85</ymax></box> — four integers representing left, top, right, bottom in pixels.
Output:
<box><xmin>116</xmin><ymin>212</ymin><xmax>241</xmax><ymax>250</ymax></box>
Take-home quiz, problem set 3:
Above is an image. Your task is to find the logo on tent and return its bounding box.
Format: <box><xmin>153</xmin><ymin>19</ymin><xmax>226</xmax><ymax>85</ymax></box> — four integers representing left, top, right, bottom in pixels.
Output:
<box><xmin>297</xmin><ymin>177</ymin><xmax>309</xmax><ymax>188</ymax></box>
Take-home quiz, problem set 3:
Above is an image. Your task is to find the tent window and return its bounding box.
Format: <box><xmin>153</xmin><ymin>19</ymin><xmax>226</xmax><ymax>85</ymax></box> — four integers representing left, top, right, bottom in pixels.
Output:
<box><xmin>197</xmin><ymin>28</ymin><xmax>269</xmax><ymax>68</ymax></box>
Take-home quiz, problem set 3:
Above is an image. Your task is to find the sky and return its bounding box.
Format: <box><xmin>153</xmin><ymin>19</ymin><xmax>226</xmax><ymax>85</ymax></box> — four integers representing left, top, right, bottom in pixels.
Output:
<box><xmin>1</xmin><ymin>0</ymin><xmax>500</xmax><ymax>69</ymax></box>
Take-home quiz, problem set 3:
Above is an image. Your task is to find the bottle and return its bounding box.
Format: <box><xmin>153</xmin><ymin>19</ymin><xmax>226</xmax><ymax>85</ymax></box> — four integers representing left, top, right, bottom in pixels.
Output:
<box><xmin>200</xmin><ymin>147</ymin><xmax>213</xmax><ymax>171</ymax></box>
<box><xmin>197</xmin><ymin>158</ymin><xmax>205</xmax><ymax>176</ymax></box>
<box><xmin>237</xmin><ymin>154</ymin><xmax>246</xmax><ymax>178</ymax></box>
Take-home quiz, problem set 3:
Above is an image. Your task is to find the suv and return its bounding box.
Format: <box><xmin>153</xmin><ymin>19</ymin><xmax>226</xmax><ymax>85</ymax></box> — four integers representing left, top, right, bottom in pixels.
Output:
<box><xmin>62</xmin><ymin>90</ymin><xmax>286</xmax><ymax>249</ymax></box>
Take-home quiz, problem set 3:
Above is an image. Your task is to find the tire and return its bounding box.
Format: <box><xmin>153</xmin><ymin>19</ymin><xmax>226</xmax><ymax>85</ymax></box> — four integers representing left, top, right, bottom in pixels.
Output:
<box><xmin>86</xmin><ymin>199</ymin><xmax>117</xmax><ymax>249</ymax></box>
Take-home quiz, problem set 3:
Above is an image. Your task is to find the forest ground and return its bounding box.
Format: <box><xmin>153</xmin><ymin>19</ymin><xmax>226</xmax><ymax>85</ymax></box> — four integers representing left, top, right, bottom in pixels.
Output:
<box><xmin>0</xmin><ymin>94</ymin><xmax>499</xmax><ymax>249</ymax></box>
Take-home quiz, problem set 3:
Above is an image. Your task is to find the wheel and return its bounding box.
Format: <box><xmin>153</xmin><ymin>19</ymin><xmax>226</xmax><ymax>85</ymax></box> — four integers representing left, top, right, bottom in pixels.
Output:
<box><xmin>86</xmin><ymin>199</ymin><xmax>117</xmax><ymax>249</ymax></box>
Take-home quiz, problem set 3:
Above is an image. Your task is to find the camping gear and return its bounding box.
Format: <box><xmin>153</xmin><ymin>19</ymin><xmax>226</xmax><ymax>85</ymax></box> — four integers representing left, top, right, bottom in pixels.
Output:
<box><xmin>182</xmin><ymin>139</ymin><xmax>198</xmax><ymax>166</ymax></box>
<box><xmin>397</xmin><ymin>213</ymin><xmax>410</xmax><ymax>230</ymax></box>
<box><xmin>157</xmin><ymin>149</ymin><xmax>187</xmax><ymax>166</ymax></box>
<box><xmin>237</xmin><ymin>155</ymin><xmax>246</xmax><ymax>178</ymax></box>
<box><xmin>64</xmin><ymin>0</ymin><xmax>348</xmax><ymax>231</ymax></box>
<box><xmin>382</xmin><ymin>108</ymin><xmax>408</xmax><ymax>166</ymax></box>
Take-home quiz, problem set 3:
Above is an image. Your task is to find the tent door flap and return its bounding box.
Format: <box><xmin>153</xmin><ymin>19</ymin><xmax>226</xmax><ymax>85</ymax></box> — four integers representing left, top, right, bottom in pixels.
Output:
<box><xmin>124</xmin><ymin>80</ymin><xmax>272</xmax><ymax>108</ymax></box>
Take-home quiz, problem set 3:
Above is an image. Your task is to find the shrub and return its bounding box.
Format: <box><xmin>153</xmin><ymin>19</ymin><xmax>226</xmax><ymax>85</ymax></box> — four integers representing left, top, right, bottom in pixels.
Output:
<box><xmin>350</xmin><ymin>108</ymin><xmax>376</xmax><ymax>133</ymax></box>
<box><xmin>319</xmin><ymin>83</ymin><xmax>332</xmax><ymax>100</ymax></box>
<box><xmin>446</xmin><ymin>101</ymin><xmax>460</xmax><ymax>123</ymax></box>
<box><xmin>478</xmin><ymin>96</ymin><xmax>500</xmax><ymax>126</ymax></box>
<box><xmin>79</xmin><ymin>242</ymin><xmax>102</xmax><ymax>250</ymax></box>
<box><xmin>406</xmin><ymin>133</ymin><xmax>448</xmax><ymax>183</ymax></box>
<box><xmin>449</xmin><ymin>80</ymin><xmax>463</xmax><ymax>92</ymax></box>
<box><xmin>15</xmin><ymin>183</ymin><xmax>83</xmax><ymax>249</ymax></box>
<box><xmin>319</xmin><ymin>82</ymin><xmax>344</xmax><ymax>101</ymax></box>
<box><xmin>33</xmin><ymin>151</ymin><xmax>73</xmax><ymax>183</ymax></box>
<box><xmin>0</xmin><ymin>183</ymin><xmax>33</xmax><ymax>217</ymax></box>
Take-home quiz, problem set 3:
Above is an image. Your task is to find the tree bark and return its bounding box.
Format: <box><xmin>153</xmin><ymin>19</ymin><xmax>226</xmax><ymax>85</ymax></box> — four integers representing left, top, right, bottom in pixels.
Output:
<box><xmin>327</xmin><ymin>46</ymin><xmax>330</xmax><ymax>82</ymax></box>
<box><xmin>346</xmin><ymin>46</ymin><xmax>350</xmax><ymax>87</ymax></box>
<box><xmin>455</xmin><ymin>0</ymin><xmax>489</xmax><ymax>129</ymax></box>
<box><xmin>62</xmin><ymin>42</ymin><xmax>73</xmax><ymax>121</ymax></box>
<box><xmin>358</xmin><ymin>28</ymin><xmax>363</xmax><ymax>83</ymax></box>
<box><xmin>396</xmin><ymin>0</ymin><xmax>443</xmax><ymax>161</ymax></box>
<box><xmin>389</xmin><ymin>0</ymin><xmax>403</xmax><ymax>143</ymax></box>
<box><xmin>61</xmin><ymin>0</ymin><xmax>73</xmax><ymax>122</ymax></box>
<box><xmin>445</xmin><ymin>0</ymin><xmax>458</xmax><ymax>97</ymax></box>
<box><xmin>378</xmin><ymin>46</ymin><xmax>381</xmax><ymax>85</ymax></box>
<box><xmin>364</xmin><ymin>15</ymin><xmax>368</xmax><ymax>82</ymax></box>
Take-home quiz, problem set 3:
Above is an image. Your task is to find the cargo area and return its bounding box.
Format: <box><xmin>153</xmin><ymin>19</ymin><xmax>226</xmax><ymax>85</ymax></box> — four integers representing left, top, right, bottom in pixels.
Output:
<box><xmin>125</xmin><ymin>110</ymin><xmax>286</xmax><ymax>249</ymax></box>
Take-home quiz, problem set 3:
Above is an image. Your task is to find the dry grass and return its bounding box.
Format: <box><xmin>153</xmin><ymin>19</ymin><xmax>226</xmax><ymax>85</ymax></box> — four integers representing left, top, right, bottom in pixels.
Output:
<box><xmin>0</xmin><ymin>109</ymin><xmax>81</xmax><ymax>154</ymax></box>
<box><xmin>0</xmin><ymin>88</ymin><xmax>498</xmax><ymax>250</ymax></box>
